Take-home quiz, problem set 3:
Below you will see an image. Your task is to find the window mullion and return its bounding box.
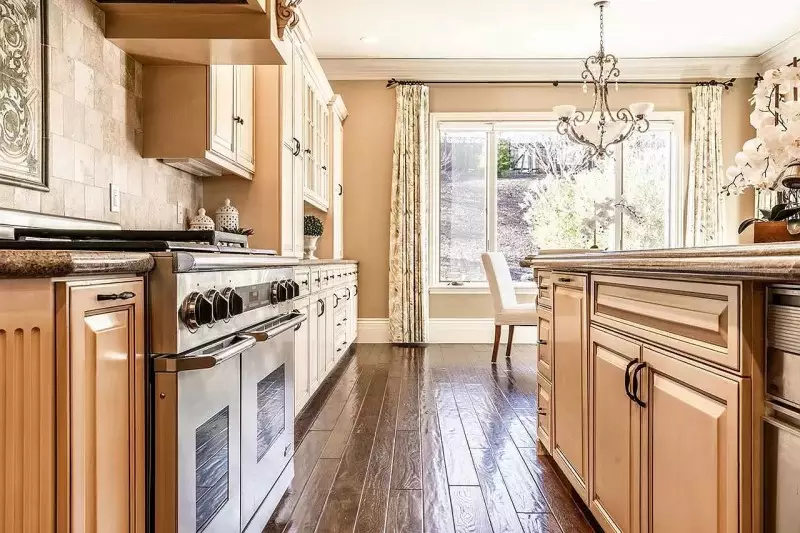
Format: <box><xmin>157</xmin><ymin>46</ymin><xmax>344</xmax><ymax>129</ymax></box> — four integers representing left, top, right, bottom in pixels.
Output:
<box><xmin>487</xmin><ymin>128</ymin><xmax>498</xmax><ymax>252</ymax></box>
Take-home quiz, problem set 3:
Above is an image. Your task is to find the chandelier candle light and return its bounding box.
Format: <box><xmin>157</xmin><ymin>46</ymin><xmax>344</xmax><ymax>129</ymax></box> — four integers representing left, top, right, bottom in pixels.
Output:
<box><xmin>553</xmin><ymin>1</ymin><xmax>654</xmax><ymax>158</ymax></box>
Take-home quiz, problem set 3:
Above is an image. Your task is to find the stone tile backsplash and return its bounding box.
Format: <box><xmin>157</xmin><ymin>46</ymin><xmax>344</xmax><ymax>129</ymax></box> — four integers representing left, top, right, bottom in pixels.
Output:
<box><xmin>0</xmin><ymin>0</ymin><xmax>203</xmax><ymax>229</ymax></box>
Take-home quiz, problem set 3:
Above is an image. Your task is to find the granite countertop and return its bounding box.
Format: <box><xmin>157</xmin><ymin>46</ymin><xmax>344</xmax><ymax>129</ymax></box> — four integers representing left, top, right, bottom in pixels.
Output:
<box><xmin>297</xmin><ymin>259</ymin><xmax>358</xmax><ymax>266</ymax></box>
<box><xmin>0</xmin><ymin>250</ymin><xmax>155</xmax><ymax>279</ymax></box>
<box><xmin>520</xmin><ymin>243</ymin><xmax>800</xmax><ymax>279</ymax></box>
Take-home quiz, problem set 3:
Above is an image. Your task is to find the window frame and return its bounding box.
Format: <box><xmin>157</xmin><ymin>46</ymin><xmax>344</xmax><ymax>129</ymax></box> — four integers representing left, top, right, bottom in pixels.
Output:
<box><xmin>428</xmin><ymin>111</ymin><xmax>685</xmax><ymax>291</ymax></box>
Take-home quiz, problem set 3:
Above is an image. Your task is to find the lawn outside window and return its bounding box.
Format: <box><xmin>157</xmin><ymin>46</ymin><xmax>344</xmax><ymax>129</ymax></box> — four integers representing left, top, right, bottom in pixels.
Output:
<box><xmin>429</xmin><ymin>112</ymin><xmax>684</xmax><ymax>290</ymax></box>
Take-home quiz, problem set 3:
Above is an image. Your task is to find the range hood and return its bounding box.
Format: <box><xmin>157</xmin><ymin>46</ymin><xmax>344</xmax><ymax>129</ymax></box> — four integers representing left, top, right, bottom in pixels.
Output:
<box><xmin>94</xmin><ymin>0</ymin><xmax>299</xmax><ymax>65</ymax></box>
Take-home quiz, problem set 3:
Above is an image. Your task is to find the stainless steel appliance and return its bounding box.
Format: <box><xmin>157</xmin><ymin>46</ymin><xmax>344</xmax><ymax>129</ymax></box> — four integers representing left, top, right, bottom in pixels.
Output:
<box><xmin>764</xmin><ymin>287</ymin><xmax>800</xmax><ymax>532</ymax></box>
<box><xmin>150</xmin><ymin>253</ymin><xmax>303</xmax><ymax>533</ymax></box>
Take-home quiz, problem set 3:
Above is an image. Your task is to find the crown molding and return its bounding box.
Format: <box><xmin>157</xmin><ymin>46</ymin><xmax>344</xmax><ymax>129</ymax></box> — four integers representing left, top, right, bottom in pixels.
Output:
<box><xmin>319</xmin><ymin>57</ymin><xmax>761</xmax><ymax>82</ymax></box>
<box><xmin>759</xmin><ymin>31</ymin><xmax>800</xmax><ymax>70</ymax></box>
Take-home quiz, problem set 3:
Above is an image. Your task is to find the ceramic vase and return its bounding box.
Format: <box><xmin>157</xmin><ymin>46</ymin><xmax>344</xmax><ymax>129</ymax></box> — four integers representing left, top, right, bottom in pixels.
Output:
<box><xmin>303</xmin><ymin>236</ymin><xmax>320</xmax><ymax>260</ymax></box>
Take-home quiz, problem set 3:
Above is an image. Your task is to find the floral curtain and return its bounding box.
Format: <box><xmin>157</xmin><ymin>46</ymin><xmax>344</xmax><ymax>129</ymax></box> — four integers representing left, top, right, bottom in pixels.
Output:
<box><xmin>686</xmin><ymin>85</ymin><xmax>725</xmax><ymax>246</ymax></box>
<box><xmin>389</xmin><ymin>85</ymin><xmax>430</xmax><ymax>344</ymax></box>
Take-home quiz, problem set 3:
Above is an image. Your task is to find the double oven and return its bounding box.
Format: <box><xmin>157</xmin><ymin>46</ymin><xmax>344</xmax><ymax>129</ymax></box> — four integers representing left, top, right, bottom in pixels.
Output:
<box><xmin>149</xmin><ymin>253</ymin><xmax>303</xmax><ymax>533</ymax></box>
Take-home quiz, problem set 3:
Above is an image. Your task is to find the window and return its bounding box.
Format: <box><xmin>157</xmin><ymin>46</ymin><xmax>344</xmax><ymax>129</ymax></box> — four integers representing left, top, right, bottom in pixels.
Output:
<box><xmin>430</xmin><ymin>112</ymin><xmax>683</xmax><ymax>287</ymax></box>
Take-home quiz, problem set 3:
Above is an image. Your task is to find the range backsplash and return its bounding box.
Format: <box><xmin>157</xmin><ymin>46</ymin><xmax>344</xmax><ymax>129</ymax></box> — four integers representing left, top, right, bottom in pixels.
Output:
<box><xmin>0</xmin><ymin>0</ymin><xmax>202</xmax><ymax>230</ymax></box>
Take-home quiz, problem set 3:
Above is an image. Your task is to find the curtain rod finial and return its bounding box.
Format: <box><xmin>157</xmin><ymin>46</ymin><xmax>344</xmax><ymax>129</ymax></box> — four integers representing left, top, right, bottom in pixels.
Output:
<box><xmin>386</xmin><ymin>78</ymin><xmax>399</xmax><ymax>89</ymax></box>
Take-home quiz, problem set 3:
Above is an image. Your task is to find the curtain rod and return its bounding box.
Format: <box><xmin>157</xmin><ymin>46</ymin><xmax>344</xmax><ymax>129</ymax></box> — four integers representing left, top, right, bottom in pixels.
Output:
<box><xmin>385</xmin><ymin>78</ymin><xmax>736</xmax><ymax>90</ymax></box>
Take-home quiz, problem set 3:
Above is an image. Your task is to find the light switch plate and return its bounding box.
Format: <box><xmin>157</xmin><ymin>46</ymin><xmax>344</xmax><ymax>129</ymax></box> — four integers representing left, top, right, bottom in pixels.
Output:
<box><xmin>109</xmin><ymin>184</ymin><xmax>121</xmax><ymax>213</ymax></box>
<box><xmin>177</xmin><ymin>203</ymin><xmax>184</xmax><ymax>225</ymax></box>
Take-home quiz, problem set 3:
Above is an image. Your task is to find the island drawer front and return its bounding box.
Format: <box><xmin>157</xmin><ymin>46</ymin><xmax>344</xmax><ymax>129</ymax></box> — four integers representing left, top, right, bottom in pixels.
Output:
<box><xmin>537</xmin><ymin>377</ymin><xmax>552</xmax><ymax>453</ymax></box>
<box><xmin>536</xmin><ymin>270</ymin><xmax>552</xmax><ymax>308</ymax></box>
<box><xmin>552</xmin><ymin>272</ymin><xmax>586</xmax><ymax>291</ymax></box>
<box><xmin>537</xmin><ymin>309</ymin><xmax>552</xmax><ymax>381</ymax></box>
<box><xmin>295</xmin><ymin>268</ymin><xmax>311</xmax><ymax>297</ymax></box>
<box><xmin>590</xmin><ymin>275</ymin><xmax>741</xmax><ymax>372</ymax></box>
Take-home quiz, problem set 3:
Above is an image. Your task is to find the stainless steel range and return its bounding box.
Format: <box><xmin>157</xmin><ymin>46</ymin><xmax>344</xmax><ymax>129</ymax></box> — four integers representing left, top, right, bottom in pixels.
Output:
<box><xmin>150</xmin><ymin>251</ymin><xmax>302</xmax><ymax>533</ymax></box>
<box><xmin>0</xmin><ymin>228</ymin><xmax>304</xmax><ymax>533</ymax></box>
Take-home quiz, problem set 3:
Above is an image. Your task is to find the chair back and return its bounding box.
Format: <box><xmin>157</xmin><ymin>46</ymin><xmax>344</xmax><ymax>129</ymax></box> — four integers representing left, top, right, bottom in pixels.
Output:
<box><xmin>481</xmin><ymin>252</ymin><xmax>517</xmax><ymax>314</ymax></box>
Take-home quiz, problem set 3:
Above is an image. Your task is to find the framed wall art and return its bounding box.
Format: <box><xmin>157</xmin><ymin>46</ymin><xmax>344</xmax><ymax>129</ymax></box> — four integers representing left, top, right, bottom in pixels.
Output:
<box><xmin>0</xmin><ymin>0</ymin><xmax>48</xmax><ymax>191</ymax></box>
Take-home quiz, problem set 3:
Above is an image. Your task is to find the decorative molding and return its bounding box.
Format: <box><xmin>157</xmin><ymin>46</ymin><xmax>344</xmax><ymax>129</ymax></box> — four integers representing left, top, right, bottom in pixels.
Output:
<box><xmin>356</xmin><ymin>318</ymin><xmax>538</xmax><ymax>344</ymax></box>
<box><xmin>319</xmin><ymin>57</ymin><xmax>761</xmax><ymax>82</ymax></box>
<box><xmin>759</xmin><ymin>31</ymin><xmax>800</xmax><ymax>70</ymax></box>
<box><xmin>275</xmin><ymin>0</ymin><xmax>303</xmax><ymax>40</ymax></box>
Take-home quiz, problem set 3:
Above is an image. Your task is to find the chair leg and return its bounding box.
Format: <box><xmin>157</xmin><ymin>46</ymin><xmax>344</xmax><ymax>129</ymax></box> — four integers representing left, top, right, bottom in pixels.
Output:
<box><xmin>505</xmin><ymin>325</ymin><xmax>515</xmax><ymax>359</ymax></box>
<box><xmin>491</xmin><ymin>325</ymin><xmax>501</xmax><ymax>363</ymax></box>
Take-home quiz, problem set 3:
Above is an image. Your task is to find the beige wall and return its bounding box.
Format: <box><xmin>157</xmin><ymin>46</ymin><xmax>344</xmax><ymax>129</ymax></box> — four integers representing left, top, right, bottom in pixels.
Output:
<box><xmin>333</xmin><ymin>79</ymin><xmax>755</xmax><ymax>319</ymax></box>
<box><xmin>0</xmin><ymin>0</ymin><xmax>202</xmax><ymax>228</ymax></box>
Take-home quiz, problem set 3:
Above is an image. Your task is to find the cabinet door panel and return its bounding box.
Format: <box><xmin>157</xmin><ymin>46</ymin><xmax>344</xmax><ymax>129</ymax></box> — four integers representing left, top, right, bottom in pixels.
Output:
<box><xmin>552</xmin><ymin>281</ymin><xmax>588</xmax><ymax>500</ymax></box>
<box><xmin>209</xmin><ymin>65</ymin><xmax>236</xmax><ymax>162</ymax></box>
<box><xmin>317</xmin><ymin>297</ymin><xmax>328</xmax><ymax>377</ymax></box>
<box><xmin>590</xmin><ymin>327</ymin><xmax>641</xmax><ymax>533</ymax></box>
<box><xmin>537</xmin><ymin>312</ymin><xmax>552</xmax><ymax>381</ymax></box>
<box><xmin>65</xmin><ymin>280</ymin><xmax>145</xmax><ymax>533</ymax></box>
<box><xmin>332</xmin><ymin>115</ymin><xmax>344</xmax><ymax>259</ymax></box>
<box><xmin>308</xmin><ymin>302</ymin><xmax>319</xmax><ymax>394</ymax></box>
<box><xmin>641</xmin><ymin>347</ymin><xmax>741</xmax><ymax>533</ymax></box>
<box><xmin>537</xmin><ymin>378</ymin><xmax>553</xmax><ymax>453</ymax></box>
<box><xmin>280</xmin><ymin>142</ymin><xmax>297</xmax><ymax>256</ymax></box>
<box><xmin>294</xmin><ymin>305</ymin><xmax>310</xmax><ymax>411</ymax></box>
<box><xmin>234</xmin><ymin>65</ymin><xmax>255</xmax><ymax>171</ymax></box>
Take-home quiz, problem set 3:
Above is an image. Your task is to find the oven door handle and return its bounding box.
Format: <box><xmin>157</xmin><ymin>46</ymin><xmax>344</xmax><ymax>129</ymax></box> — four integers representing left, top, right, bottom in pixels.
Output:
<box><xmin>242</xmin><ymin>310</ymin><xmax>307</xmax><ymax>342</ymax></box>
<box><xmin>156</xmin><ymin>336</ymin><xmax>257</xmax><ymax>373</ymax></box>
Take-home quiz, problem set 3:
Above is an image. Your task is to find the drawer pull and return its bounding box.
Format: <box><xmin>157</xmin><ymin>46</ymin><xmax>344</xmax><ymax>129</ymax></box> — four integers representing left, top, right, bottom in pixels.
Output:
<box><xmin>97</xmin><ymin>291</ymin><xmax>135</xmax><ymax>302</ymax></box>
<box><xmin>538</xmin><ymin>339</ymin><xmax>548</xmax><ymax>346</ymax></box>
<box><xmin>302</xmin><ymin>280</ymin><xmax>308</xmax><ymax>285</ymax></box>
<box><xmin>558</xmin><ymin>277</ymin><xmax>572</xmax><ymax>283</ymax></box>
<box><xmin>537</xmin><ymin>407</ymin><xmax>547</xmax><ymax>414</ymax></box>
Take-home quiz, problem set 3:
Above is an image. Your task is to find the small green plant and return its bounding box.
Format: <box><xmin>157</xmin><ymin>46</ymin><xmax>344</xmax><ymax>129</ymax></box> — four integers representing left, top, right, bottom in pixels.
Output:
<box><xmin>738</xmin><ymin>203</ymin><xmax>800</xmax><ymax>234</ymax></box>
<box><xmin>304</xmin><ymin>215</ymin><xmax>324</xmax><ymax>237</ymax></box>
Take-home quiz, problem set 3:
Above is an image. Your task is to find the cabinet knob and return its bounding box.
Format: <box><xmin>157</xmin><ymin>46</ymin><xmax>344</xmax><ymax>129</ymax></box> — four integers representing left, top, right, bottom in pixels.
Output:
<box><xmin>304</xmin><ymin>148</ymin><xmax>312</xmax><ymax>155</ymax></box>
<box><xmin>537</xmin><ymin>407</ymin><xmax>547</xmax><ymax>414</ymax></box>
<box><xmin>321</xmin><ymin>165</ymin><xmax>327</xmax><ymax>170</ymax></box>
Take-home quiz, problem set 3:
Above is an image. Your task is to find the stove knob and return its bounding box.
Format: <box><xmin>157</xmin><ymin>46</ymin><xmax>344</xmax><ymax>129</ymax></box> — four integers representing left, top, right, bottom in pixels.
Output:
<box><xmin>278</xmin><ymin>280</ymin><xmax>290</xmax><ymax>302</ymax></box>
<box><xmin>223</xmin><ymin>287</ymin><xmax>244</xmax><ymax>316</ymax></box>
<box><xmin>206</xmin><ymin>289</ymin><xmax>229</xmax><ymax>322</ymax></box>
<box><xmin>181</xmin><ymin>291</ymin><xmax>214</xmax><ymax>330</ymax></box>
<box><xmin>269</xmin><ymin>281</ymin><xmax>283</xmax><ymax>305</ymax></box>
<box><xmin>289</xmin><ymin>280</ymin><xmax>300</xmax><ymax>299</ymax></box>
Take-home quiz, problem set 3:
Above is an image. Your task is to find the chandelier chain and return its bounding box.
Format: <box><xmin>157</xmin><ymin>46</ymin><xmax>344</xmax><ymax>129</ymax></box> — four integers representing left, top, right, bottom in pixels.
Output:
<box><xmin>599</xmin><ymin>4</ymin><xmax>605</xmax><ymax>57</ymax></box>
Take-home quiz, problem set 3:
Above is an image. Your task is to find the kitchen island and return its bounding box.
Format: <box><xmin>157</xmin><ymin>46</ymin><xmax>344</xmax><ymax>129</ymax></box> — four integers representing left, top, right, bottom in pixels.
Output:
<box><xmin>521</xmin><ymin>245</ymin><xmax>800</xmax><ymax>533</ymax></box>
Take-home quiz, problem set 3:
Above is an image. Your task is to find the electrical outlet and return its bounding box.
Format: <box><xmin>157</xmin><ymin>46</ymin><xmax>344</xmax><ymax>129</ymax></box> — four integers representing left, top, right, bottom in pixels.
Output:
<box><xmin>177</xmin><ymin>203</ymin><xmax>184</xmax><ymax>226</ymax></box>
<box><xmin>109</xmin><ymin>184</ymin><xmax>121</xmax><ymax>213</ymax></box>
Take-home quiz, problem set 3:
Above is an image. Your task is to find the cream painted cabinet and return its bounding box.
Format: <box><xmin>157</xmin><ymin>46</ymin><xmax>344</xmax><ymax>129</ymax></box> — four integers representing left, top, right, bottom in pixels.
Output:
<box><xmin>210</xmin><ymin>65</ymin><xmax>237</xmax><ymax>162</ymax></box>
<box><xmin>552</xmin><ymin>274</ymin><xmax>589</xmax><ymax>501</ymax></box>
<box><xmin>302</xmin><ymin>71</ymin><xmax>331</xmax><ymax>211</ymax></box>
<box><xmin>589</xmin><ymin>326</ymin><xmax>642</xmax><ymax>533</ymax></box>
<box><xmin>294</xmin><ymin>266</ymin><xmax>358</xmax><ymax>412</ymax></box>
<box><xmin>293</xmin><ymin>298</ymin><xmax>311</xmax><ymax>411</ymax></box>
<box><xmin>280</xmin><ymin>34</ymin><xmax>305</xmax><ymax>258</ymax></box>
<box><xmin>57</xmin><ymin>279</ymin><xmax>145</xmax><ymax>533</ymax></box>
<box><xmin>330</xmin><ymin>97</ymin><xmax>347</xmax><ymax>259</ymax></box>
<box><xmin>639</xmin><ymin>346</ymin><xmax>742</xmax><ymax>533</ymax></box>
<box><xmin>143</xmin><ymin>64</ymin><xmax>254</xmax><ymax>179</ymax></box>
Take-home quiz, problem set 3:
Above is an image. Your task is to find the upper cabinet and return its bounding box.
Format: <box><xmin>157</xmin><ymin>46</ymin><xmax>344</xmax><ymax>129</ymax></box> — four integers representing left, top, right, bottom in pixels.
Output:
<box><xmin>96</xmin><ymin>0</ymin><xmax>295</xmax><ymax>65</ymax></box>
<box><xmin>143</xmin><ymin>65</ymin><xmax>255</xmax><ymax>179</ymax></box>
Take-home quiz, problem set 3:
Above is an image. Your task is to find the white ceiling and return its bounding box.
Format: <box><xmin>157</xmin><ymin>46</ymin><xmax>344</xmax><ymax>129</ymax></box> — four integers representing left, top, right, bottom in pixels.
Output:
<box><xmin>301</xmin><ymin>0</ymin><xmax>800</xmax><ymax>60</ymax></box>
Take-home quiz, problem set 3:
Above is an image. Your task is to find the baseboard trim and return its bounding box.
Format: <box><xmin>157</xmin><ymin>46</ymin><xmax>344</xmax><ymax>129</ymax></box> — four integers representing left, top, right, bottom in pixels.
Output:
<box><xmin>357</xmin><ymin>318</ymin><xmax>537</xmax><ymax>344</ymax></box>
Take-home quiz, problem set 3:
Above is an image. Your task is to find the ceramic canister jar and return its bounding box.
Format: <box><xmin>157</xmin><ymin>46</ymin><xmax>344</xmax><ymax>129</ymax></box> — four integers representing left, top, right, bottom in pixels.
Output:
<box><xmin>215</xmin><ymin>199</ymin><xmax>239</xmax><ymax>232</ymax></box>
<box><xmin>189</xmin><ymin>208</ymin><xmax>215</xmax><ymax>231</ymax></box>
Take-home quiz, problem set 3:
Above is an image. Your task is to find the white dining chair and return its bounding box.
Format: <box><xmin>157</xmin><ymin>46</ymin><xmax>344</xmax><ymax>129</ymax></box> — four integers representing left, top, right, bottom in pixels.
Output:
<box><xmin>481</xmin><ymin>252</ymin><xmax>538</xmax><ymax>363</ymax></box>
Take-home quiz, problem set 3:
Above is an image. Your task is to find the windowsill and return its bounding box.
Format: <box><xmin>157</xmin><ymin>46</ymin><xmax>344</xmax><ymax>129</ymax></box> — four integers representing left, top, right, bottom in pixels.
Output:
<box><xmin>429</xmin><ymin>284</ymin><xmax>537</xmax><ymax>296</ymax></box>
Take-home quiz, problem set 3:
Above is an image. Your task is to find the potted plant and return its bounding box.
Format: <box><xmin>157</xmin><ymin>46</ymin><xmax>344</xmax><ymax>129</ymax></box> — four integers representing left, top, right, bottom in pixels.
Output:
<box><xmin>303</xmin><ymin>215</ymin><xmax>324</xmax><ymax>260</ymax></box>
<box><xmin>724</xmin><ymin>65</ymin><xmax>800</xmax><ymax>241</ymax></box>
<box><xmin>737</xmin><ymin>203</ymin><xmax>800</xmax><ymax>242</ymax></box>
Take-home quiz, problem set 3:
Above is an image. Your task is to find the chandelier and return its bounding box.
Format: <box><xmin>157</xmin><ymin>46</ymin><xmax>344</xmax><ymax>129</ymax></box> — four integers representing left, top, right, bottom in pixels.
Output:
<box><xmin>553</xmin><ymin>1</ymin><xmax>654</xmax><ymax>158</ymax></box>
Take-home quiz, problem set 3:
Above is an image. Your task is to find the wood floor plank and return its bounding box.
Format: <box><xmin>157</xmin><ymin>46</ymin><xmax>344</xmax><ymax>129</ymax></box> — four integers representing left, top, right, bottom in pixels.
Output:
<box><xmin>469</xmin><ymin>382</ymin><xmax>536</xmax><ymax>449</ymax></box>
<box><xmin>517</xmin><ymin>448</ymin><xmax>595</xmax><ymax>533</ymax></box>
<box><xmin>518</xmin><ymin>513</ymin><xmax>564</xmax><ymax>533</ymax></box>
<box><xmin>315</xmin><ymin>371</ymin><xmax>389</xmax><ymax>532</ymax></box>
<box><xmin>310</xmin><ymin>358</ymin><xmax>362</xmax><ymax>431</ymax></box>
<box><xmin>514</xmin><ymin>409</ymin><xmax>540</xmax><ymax>442</ymax></box>
<box><xmin>396</xmin><ymin>355</ymin><xmax>420</xmax><ymax>430</ymax></box>
<box><xmin>452</xmin><ymin>382</ymin><xmax>490</xmax><ymax>449</ymax></box>
<box><xmin>386</xmin><ymin>489</ymin><xmax>424</xmax><ymax>533</ymax></box>
<box><xmin>353</xmin><ymin>378</ymin><xmax>402</xmax><ymax>533</ymax></box>
<box><xmin>450</xmin><ymin>486</ymin><xmax>494</xmax><ymax>533</ymax></box>
<box><xmin>263</xmin><ymin>430</ymin><xmax>332</xmax><ymax>532</ymax></box>
<box><xmin>320</xmin><ymin>370</ymin><xmax>375</xmax><ymax>459</ymax></box>
<box><xmin>281</xmin><ymin>458</ymin><xmax>340</xmax><ymax>533</ymax></box>
<box><xmin>420</xmin><ymin>373</ymin><xmax>457</xmax><ymax>533</ymax></box>
<box><xmin>434</xmin><ymin>382</ymin><xmax>480</xmax><ymax>485</ymax></box>
<box><xmin>295</xmin><ymin>349</ymin><xmax>357</xmax><ymax>444</ymax></box>
<box><xmin>470</xmin><ymin>447</ymin><xmax>525</xmax><ymax>533</ymax></box>
<box><xmin>391</xmin><ymin>430</ymin><xmax>421</xmax><ymax>489</ymax></box>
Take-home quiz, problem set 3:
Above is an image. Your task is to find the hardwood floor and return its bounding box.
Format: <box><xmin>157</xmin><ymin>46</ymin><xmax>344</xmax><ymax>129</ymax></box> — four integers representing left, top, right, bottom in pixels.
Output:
<box><xmin>267</xmin><ymin>343</ymin><xmax>600</xmax><ymax>533</ymax></box>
